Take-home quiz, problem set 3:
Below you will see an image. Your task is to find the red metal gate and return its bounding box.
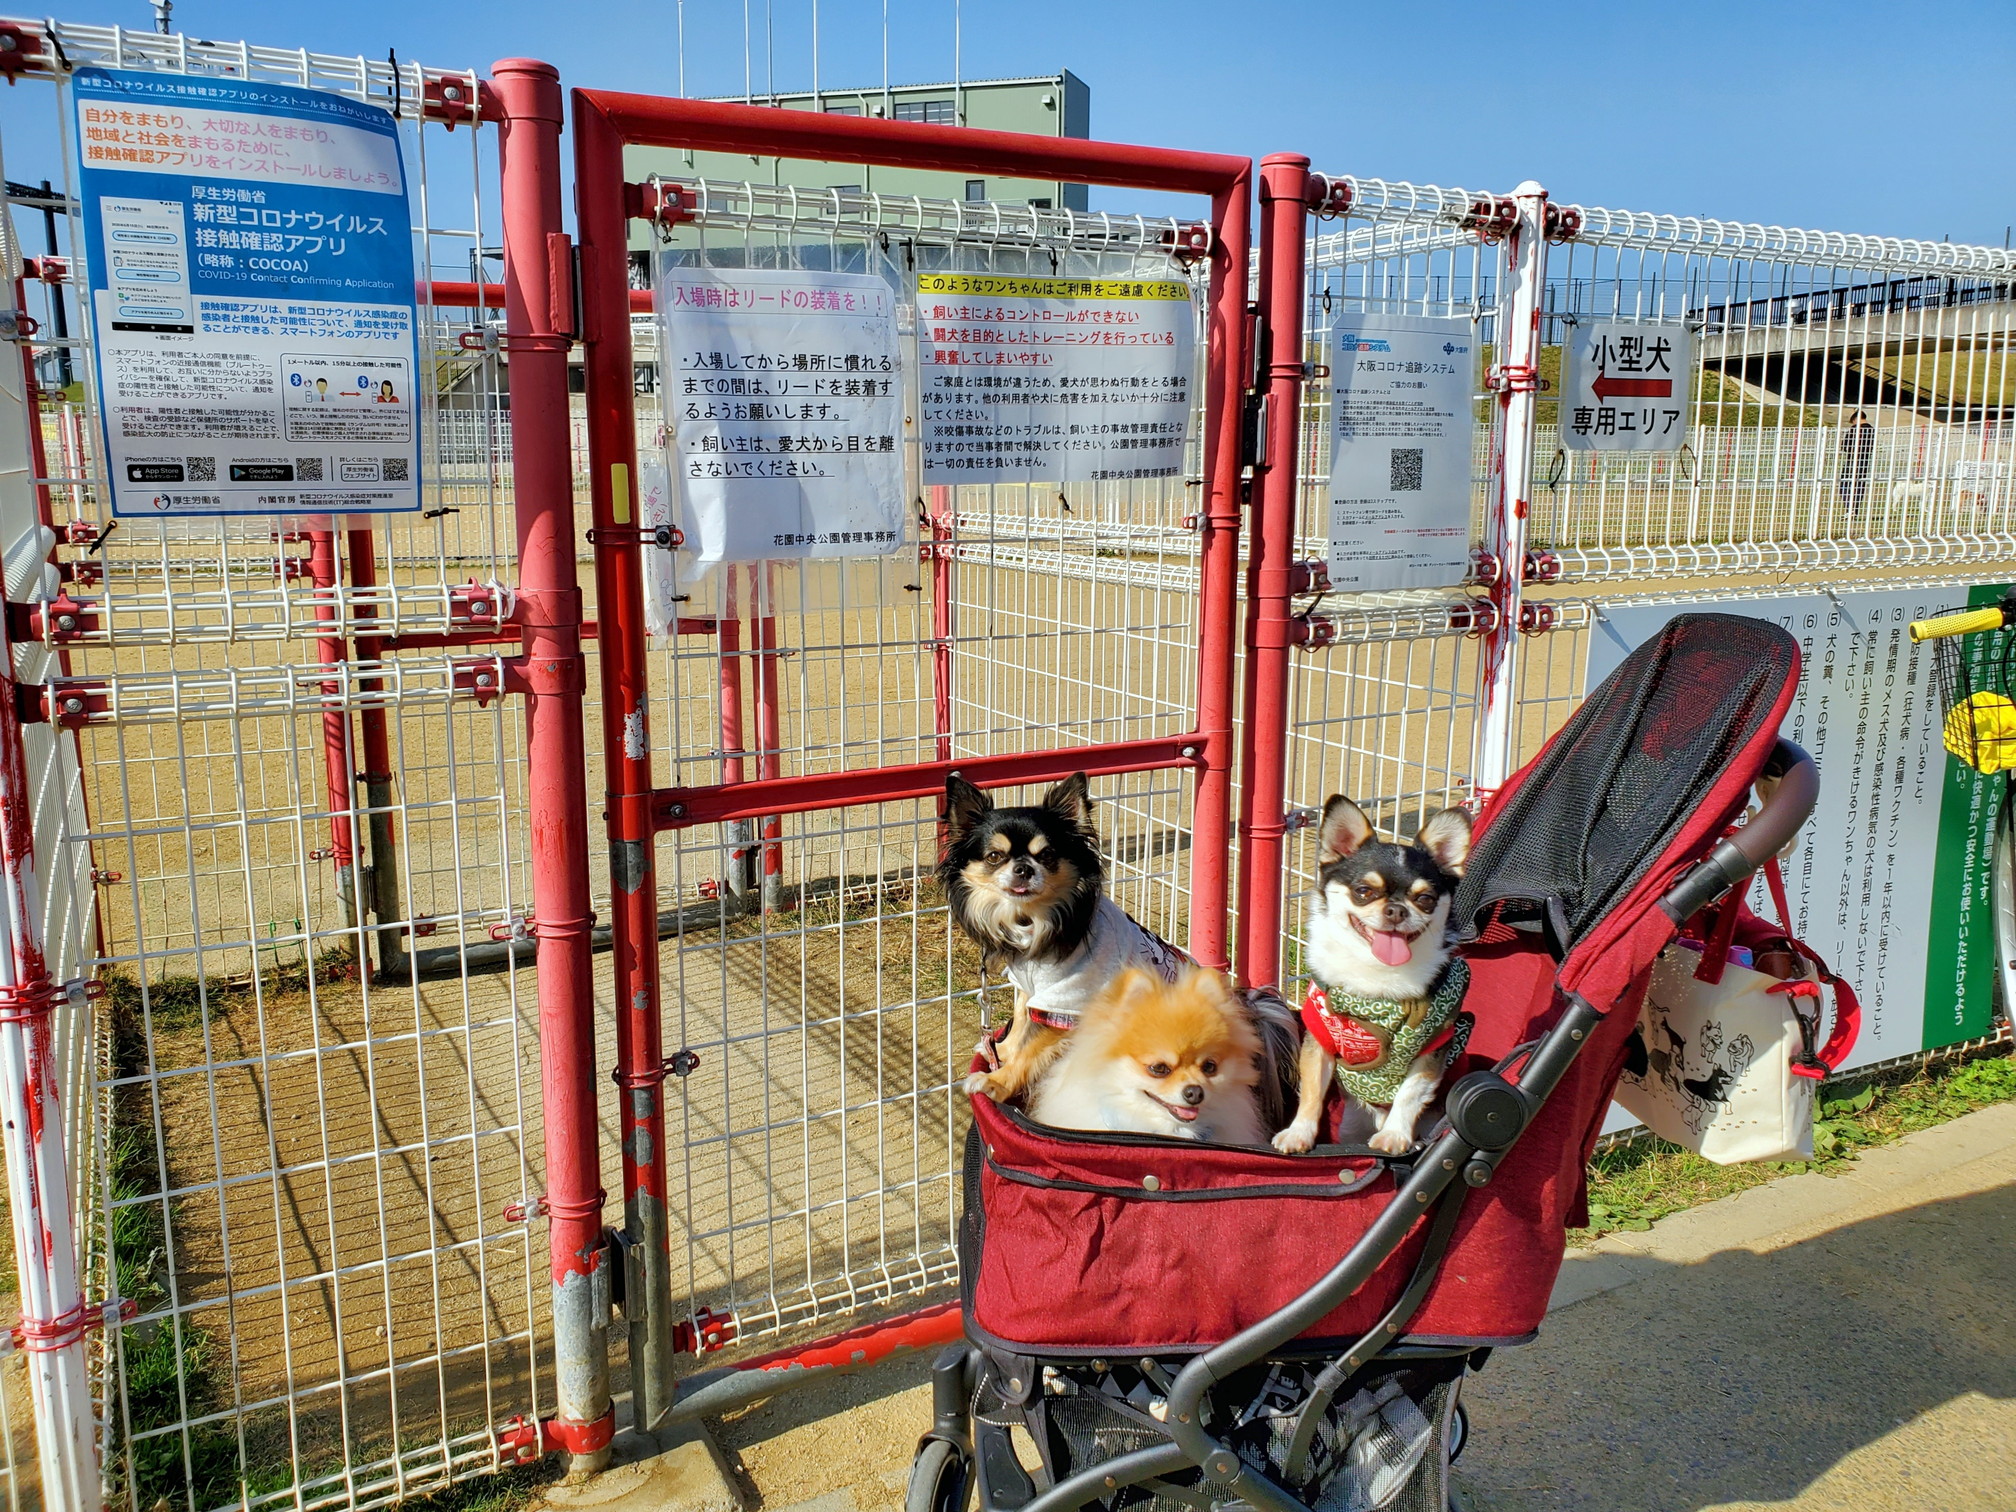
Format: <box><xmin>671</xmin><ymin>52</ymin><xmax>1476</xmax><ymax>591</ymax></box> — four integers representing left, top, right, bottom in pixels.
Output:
<box><xmin>529</xmin><ymin>91</ymin><xmax>1253</xmax><ymax>1429</ymax></box>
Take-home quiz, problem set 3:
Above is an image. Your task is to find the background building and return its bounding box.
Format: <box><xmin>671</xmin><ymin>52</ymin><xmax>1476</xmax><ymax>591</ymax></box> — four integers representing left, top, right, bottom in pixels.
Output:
<box><xmin>625</xmin><ymin>71</ymin><xmax>1090</xmax><ymax>251</ymax></box>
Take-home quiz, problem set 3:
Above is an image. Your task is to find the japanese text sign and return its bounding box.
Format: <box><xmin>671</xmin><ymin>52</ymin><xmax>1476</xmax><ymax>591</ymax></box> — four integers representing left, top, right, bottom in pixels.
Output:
<box><xmin>1560</xmin><ymin>320</ymin><xmax>1692</xmax><ymax>453</ymax></box>
<box><xmin>1325</xmin><ymin>313</ymin><xmax>1477</xmax><ymax>592</ymax></box>
<box><xmin>658</xmin><ymin>266</ymin><xmax>906</xmax><ymax>563</ymax></box>
<box><xmin>914</xmin><ymin>272</ymin><xmax>1195</xmax><ymax>485</ymax></box>
<box><xmin>1589</xmin><ymin>587</ymin><xmax>2002</xmax><ymax>1076</ymax></box>
<box><xmin>74</xmin><ymin>68</ymin><xmax>422</xmax><ymax>516</ymax></box>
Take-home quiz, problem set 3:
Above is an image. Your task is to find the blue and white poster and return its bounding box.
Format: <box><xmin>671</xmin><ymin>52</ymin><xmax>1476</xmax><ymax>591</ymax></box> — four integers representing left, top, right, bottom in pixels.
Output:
<box><xmin>74</xmin><ymin>68</ymin><xmax>421</xmax><ymax>516</ymax></box>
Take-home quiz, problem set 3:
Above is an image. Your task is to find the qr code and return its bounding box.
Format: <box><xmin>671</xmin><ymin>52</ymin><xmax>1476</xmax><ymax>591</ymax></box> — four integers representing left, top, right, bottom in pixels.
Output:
<box><xmin>295</xmin><ymin>457</ymin><xmax>324</xmax><ymax>481</ymax></box>
<box><xmin>185</xmin><ymin>456</ymin><xmax>216</xmax><ymax>481</ymax></box>
<box><xmin>382</xmin><ymin>457</ymin><xmax>410</xmax><ymax>482</ymax></box>
<box><xmin>1389</xmin><ymin>448</ymin><xmax>1424</xmax><ymax>492</ymax></box>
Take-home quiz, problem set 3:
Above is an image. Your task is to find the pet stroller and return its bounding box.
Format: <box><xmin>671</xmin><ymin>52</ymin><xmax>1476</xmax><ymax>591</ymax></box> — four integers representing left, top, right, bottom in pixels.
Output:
<box><xmin>908</xmin><ymin>613</ymin><xmax>1820</xmax><ymax>1512</ymax></box>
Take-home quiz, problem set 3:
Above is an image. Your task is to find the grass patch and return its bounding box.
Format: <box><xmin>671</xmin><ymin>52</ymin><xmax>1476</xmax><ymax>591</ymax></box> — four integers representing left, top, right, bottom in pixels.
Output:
<box><xmin>1575</xmin><ymin>1048</ymin><xmax>2016</xmax><ymax>1242</ymax></box>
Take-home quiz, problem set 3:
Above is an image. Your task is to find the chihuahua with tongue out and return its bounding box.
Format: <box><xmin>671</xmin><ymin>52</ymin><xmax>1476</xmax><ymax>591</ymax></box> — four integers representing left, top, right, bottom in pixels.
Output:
<box><xmin>1272</xmin><ymin>796</ymin><xmax>1474</xmax><ymax>1156</ymax></box>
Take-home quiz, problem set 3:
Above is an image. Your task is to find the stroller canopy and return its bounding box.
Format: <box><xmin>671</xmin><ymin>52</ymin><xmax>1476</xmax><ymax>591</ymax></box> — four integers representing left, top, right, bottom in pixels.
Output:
<box><xmin>1454</xmin><ymin>612</ymin><xmax>1800</xmax><ymax>970</ymax></box>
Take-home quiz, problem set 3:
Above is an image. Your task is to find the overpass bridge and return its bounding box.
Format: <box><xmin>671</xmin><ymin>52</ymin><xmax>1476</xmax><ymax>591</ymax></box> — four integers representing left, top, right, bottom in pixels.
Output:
<box><xmin>1697</xmin><ymin>273</ymin><xmax>2014</xmax><ymax>421</ymax></box>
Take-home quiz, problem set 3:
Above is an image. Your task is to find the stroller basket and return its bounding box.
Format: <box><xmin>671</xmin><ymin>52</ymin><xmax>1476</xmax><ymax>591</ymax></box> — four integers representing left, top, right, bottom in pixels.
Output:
<box><xmin>916</xmin><ymin>614</ymin><xmax>1813</xmax><ymax>1512</ymax></box>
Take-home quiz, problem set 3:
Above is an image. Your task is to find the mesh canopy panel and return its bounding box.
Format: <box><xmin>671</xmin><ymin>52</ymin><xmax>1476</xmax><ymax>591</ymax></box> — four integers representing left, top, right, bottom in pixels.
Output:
<box><xmin>1454</xmin><ymin>613</ymin><xmax>1799</xmax><ymax>951</ymax></box>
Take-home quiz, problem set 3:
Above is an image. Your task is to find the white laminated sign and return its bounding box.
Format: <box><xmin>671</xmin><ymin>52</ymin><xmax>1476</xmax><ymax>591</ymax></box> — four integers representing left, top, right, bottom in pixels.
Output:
<box><xmin>1325</xmin><ymin>314</ymin><xmax>1476</xmax><ymax>592</ymax></box>
<box><xmin>74</xmin><ymin>68</ymin><xmax>421</xmax><ymax>517</ymax></box>
<box><xmin>915</xmin><ymin>272</ymin><xmax>1194</xmax><ymax>484</ymax></box>
<box><xmin>1559</xmin><ymin>320</ymin><xmax>1692</xmax><ymax>452</ymax></box>
<box><xmin>659</xmin><ymin>266</ymin><xmax>906</xmax><ymax>564</ymax></box>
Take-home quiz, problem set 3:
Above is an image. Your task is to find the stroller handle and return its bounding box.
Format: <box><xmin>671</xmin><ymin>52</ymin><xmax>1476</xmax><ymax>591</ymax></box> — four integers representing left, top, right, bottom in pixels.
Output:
<box><xmin>1659</xmin><ymin>739</ymin><xmax>1817</xmax><ymax>923</ymax></box>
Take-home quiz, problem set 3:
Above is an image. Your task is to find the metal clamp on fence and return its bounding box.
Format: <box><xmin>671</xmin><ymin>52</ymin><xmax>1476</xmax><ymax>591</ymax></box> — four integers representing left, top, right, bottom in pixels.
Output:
<box><xmin>11</xmin><ymin>1296</ymin><xmax>136</xmax><ymax>1355</ymax></box>
<box><xmin>586</xmin><ymin>524</ymin><xmax>681</xmax><ymax>550</ymax></box>
<box><xmin>0</xmin><ymin>976</ymin><xmax>95</xmax><ymax>1026</ymax></box>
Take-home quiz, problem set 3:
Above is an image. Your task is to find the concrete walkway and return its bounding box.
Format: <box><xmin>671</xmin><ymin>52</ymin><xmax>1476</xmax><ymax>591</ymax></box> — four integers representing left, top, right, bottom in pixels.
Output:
<box><xmin>691</xmin><ymin>1100</ymin><xmax>2016</xmax><ymax>1510</ymax></box>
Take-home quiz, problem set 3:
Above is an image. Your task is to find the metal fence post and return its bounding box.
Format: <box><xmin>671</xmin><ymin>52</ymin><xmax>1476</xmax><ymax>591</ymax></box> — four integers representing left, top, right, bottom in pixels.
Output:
<box><xmin>492</xmin><ymin>57</ymin><xmax>616</xmax><ymax>1471</ymax></box>
<box><xmin>1475</xmin><ymin>181</ymin><xmax>1551</xmax><ymax>798</ymax></box>
<box><xmin>0</xmin><ymin>604</ymin><xmax>97</xmax><ymax>1509</ymax></box>
<box><xmin>570</xmin><ymin>85</ymin><xmax>678</xmax><ymax>1438</ymax></box>
<box><xmin>1235</xmin><ymin>154</ymin><xmax>1314</xmax><ymax>991</ymax></box>
<box><xmin>1188</xmin><ymin>169</ymin><xmax>1254</xmax><ymax>973</ymax></box>
<box><xmin>307</xmin><ymin>527</ymin><xmax>360</xmax><ymax>933</ymax></box>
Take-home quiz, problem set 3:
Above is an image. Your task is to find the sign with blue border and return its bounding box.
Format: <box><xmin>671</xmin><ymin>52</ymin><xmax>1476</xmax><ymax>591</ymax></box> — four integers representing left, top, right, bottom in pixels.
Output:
<box><xmin>73</xmin><ymin>67</ymin><xmax>421</xmax><ymax>516</ymax></box>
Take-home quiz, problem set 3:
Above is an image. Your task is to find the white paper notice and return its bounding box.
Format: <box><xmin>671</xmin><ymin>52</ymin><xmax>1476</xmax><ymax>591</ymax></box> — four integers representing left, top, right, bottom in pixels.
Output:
<box><xmin>659</xmin><ymin>267</ymin><xmax>906</xmax><ymax>563</ymax></box>
<box><xmin>1559</xmin><ymin>320</ymin><xmax>1692</xmax><ymax>452</ymax></box>
<box><xmin>1325</xmin><ymin>314</ymin><xmax>1476</xmax><ymax>592</ymax></box>
<box><xmin>914</xmin><ymin>272</ymin><xmax>1194</xmax><ymax>484</ymax></box>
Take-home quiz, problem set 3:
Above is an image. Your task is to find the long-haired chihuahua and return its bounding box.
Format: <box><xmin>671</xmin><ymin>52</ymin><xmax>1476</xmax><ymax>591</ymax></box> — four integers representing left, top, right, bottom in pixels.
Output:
<box><xmin>1273</xmin><ymin>796</ymin><xmax>1473</xmax><ymax>1156</ymax></box>
<box><xmin>939</xmin><ymin>772</ymin><xmax>1188</xmax><ymax>1105</ymax></box>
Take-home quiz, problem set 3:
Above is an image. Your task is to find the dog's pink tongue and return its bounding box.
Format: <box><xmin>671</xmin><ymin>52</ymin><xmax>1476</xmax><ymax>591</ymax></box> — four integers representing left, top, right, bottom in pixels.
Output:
<box><xmin>1368</xmin><ymin>930</ymin><xmax>1415</xmax><ymax>967</ymax></box>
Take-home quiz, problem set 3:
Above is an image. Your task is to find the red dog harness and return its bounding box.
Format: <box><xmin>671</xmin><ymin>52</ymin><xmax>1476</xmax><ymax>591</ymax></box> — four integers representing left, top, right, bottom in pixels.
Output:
<box><xmin>1299</xmin><ymin>986</ymin><xmax>1465</xmax><ymax>1067</ymax></box>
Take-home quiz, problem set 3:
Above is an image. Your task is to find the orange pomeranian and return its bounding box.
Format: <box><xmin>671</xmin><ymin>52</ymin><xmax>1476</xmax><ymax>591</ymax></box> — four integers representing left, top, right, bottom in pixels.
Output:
<box><xmin>1025</xmin><ymin>966</ymin><xmax>1268</xmax><ymax>1145</ymax></box>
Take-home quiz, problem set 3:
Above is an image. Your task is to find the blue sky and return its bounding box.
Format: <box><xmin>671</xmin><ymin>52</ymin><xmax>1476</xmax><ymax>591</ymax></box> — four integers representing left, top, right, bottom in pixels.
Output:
<box><xmin>18</xmin><ymin>0</ymin><xmax>2016</xmax><ymax>242</ymax></box>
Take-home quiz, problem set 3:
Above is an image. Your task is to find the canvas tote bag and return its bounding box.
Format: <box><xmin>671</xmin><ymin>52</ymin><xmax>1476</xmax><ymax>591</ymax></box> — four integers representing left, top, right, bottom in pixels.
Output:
<box><xmin>1618</xmin><ymin>859</ymin><xmax>1860</xmax><ymax>1164</ymax></box>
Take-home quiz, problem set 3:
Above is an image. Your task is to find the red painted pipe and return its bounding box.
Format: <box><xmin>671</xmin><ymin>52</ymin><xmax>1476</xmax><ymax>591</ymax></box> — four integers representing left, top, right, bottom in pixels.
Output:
<box><xmin>344</xmin><ymin>525</ymin><xmax>402</xmax><ymax>976</ymax></box>
<box><xmin>571</xmin><ymin>84</ymin><xmax>677</xmax><ymax>1435</ymax></box>
<box><xmin>729</xmin><ymin>1300</ymin><xmax>963</xmax><ymax>1376</ymax></box>
<box><xmin>656</xmin><ymin>737</ymin><xmax>1208</xmax><ymax>831</ymax></box>
<box><xmin>419</xmin><ymin>278</ymin><xmax>651</xmax><ymax>313</ymax></box>
<box><xmin>306</xmin><ymin>530</ymin><xmax>358</xmax><ymax>910</ymax></box>
<box><xmin>493</xmin><ymin>57</ymin><xmax>613</xmax><ymax>1469</ymax></box>
<box><xmin>928</xmin><ymin>487</ymin><xmax>954</xmax><ymax>765</ymax></box>
<box><xmin>1185</xmin><ymin>177</ymin><xmax>1254</xmax><ymax>973</ymax></box>
<box><xmin>1235</xmin><ymin>156</ymin><xmax>1314</xmax><ymax>992</ymax></box>
<box><xmin>574</xmin><ymin>90</ymin><xmax>1247</xmax><ymax>195</ymax></box>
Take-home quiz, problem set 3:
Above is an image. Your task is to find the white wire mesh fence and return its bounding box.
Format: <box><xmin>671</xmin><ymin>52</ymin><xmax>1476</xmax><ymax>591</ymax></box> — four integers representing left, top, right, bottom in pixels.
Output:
<box><xmin>1277</xmin><ymin>176</ymin><xmax>2016</xmax><ymax>982</ymax></box>
<box><xmin>0</xmin><ymin>20</ymin><xmax>554</xmax><ymax>1512</ymax></box>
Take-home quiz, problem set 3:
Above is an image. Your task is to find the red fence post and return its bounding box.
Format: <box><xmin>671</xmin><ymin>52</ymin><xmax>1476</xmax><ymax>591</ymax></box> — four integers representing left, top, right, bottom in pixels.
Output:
<box><xmin>343</xmin><ymin>524</ymin><xmax>404</xmax><ymax>976</ymax></box>
<box><xmin>306</xmin><ymin>527</ymin><xmax>360</xmax><ymax>934</ymax></box>
<box><xmin>1188</xmin><ymin>172</ymin><xmax>1254</xmax><ymax>973</ymax></box>
<box><xmin>570</xmin><ymin>86</ymin><xmax>679</xmax><ymax>1435</ymax></box>
<box><xmin>492</xmin><ymin>57</ymin><xmax>615</xmax><ymax>1469</ymax></box>
<box><xmin>1234</xmin><ymin>155</ymin><xmax>1314</xmax><ymax>991</ymax></box>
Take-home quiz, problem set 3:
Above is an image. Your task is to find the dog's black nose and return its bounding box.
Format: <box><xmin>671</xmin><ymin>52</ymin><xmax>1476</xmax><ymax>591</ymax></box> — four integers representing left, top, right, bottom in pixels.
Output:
<box><xmin>1382</xmin><ymin>902</ymin><xmax>1410</xmax><ymax>926</ymax></box>
<box><xmin>1181</xmin><ymin>1083</ymin><xmax>1204</xmax><ymax>1106</ymax></box>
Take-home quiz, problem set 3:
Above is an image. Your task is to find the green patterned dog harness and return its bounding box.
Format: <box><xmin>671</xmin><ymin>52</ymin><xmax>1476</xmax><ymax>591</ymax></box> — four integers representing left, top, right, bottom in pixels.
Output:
<box><xmin>1299</xmin><ymin>958</ymin><xmax>1472</xmax><ymax>1106</ymax></box>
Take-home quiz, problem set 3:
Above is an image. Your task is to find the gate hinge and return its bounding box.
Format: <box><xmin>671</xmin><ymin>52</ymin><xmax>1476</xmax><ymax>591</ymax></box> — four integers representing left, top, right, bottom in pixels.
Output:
<box><xmin>488</xmin><ymin>915</ymin><xmax>537</xmax><ymax>943</ymax></box>
<box><xmin>495</xmin><ymin>1408</ymin><xmax>615</xmax><ymax>1466</ymax></box>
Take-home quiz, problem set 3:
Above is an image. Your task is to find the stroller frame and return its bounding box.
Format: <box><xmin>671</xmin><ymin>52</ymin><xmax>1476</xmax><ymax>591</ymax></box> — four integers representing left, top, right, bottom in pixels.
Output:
<box><xmin>913</xmin><ymin>619</ymin><xmax>1820</xmax><ymax>1512</ymax></box>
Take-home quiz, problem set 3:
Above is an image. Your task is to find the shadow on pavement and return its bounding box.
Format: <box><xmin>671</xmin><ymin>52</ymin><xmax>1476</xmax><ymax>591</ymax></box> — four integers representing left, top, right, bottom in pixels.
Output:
<box><xmin>1456</xmin><ymin>1182</ymin><xmax>2016</xmax><ymax>1511</ymax></box>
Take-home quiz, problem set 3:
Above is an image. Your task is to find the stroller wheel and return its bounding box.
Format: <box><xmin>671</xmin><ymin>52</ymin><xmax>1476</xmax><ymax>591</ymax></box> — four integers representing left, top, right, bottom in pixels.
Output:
<box><xmin>907</xmin><ymin>1438</ymin><xmax>974</xmax><ymax>1512</ymax></box>
<box><xmin>1447</xmin><ymin>1400</ymin><xmax>1470</xmax><ymax>1463</ymax></box>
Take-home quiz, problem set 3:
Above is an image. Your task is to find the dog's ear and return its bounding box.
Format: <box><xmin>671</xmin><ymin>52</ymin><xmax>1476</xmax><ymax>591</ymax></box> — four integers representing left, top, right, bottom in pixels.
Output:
<box><xmin>1102</xmin><ymin>967</ymin><xmax>1156</xmax><ymax>1011</ymax></box>
<box><xmin>1317</xmin><ymin>796</ymin><xmax>1375</xmax><ymax>865</ymax></box>
<box><xmin>1414</xmin><ymin>807</ymin><xmax>1472</xmax><ymax>877</ymax></box>
<box><xmin>945</xmin><ymin>775</ymin><xmax>992</xmax><ymax>838</ymax></box>
<box><xmin>1041</xmin><ymin>772</ymin><xmax>1093</xmax><ymax>829</ymax></box>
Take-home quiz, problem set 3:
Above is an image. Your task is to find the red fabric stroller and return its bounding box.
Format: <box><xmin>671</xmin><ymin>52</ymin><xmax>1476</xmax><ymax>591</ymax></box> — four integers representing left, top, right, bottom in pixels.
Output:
<box><xmin>908</xmin><ymin>614</ymin><xmax>1818</xmax><ymax>1512</ymax></box>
